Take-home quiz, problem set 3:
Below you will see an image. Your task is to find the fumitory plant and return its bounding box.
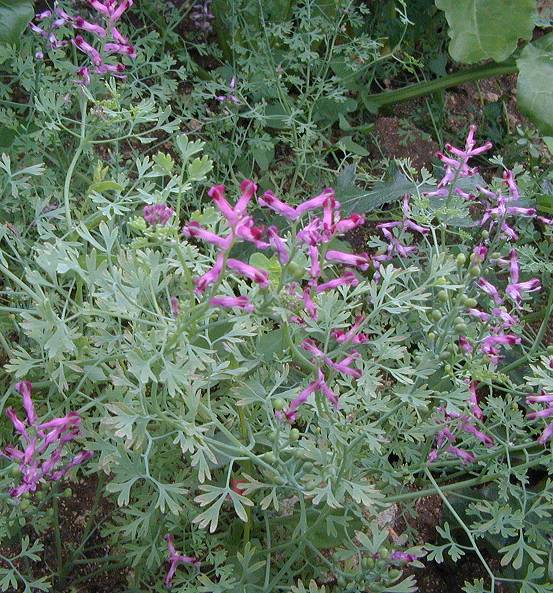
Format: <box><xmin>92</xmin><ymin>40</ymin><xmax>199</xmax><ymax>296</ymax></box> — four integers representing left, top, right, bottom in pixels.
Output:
<box><xmin>1</xmin><ymin>120</ymin><xmax>553</xmax><ymax>593</ymax></box>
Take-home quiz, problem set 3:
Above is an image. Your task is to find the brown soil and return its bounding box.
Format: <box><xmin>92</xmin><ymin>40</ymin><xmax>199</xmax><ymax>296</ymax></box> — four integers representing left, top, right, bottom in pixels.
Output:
<box><xmin>0</xmin><ymin>476</ymin><xmax>127</xmax><ymax>593</ymax></box>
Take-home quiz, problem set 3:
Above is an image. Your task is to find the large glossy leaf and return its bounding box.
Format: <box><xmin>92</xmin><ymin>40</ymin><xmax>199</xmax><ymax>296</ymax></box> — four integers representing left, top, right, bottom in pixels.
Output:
<box><xmin>517</xmin><ymin>34</ymin><xmax>553</xmax><ymax>135</ymax></box>
<box><xmin>435</xmin><ymin>0</ymin><xmax>536</xmax><ymax>64</ymax></box>
<box><xmin>0</xmin><ymin>0</ymin><xmax>34</xmax><ymax>46</ymax></box>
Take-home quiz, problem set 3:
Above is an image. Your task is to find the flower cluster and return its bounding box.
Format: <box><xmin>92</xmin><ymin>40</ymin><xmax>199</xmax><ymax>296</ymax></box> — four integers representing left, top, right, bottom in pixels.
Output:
<box><xmin>164</xmin><ymin>534</ymin><xmax>200</xmax><ymax>588</ymax></box>
<box><xmin>429</xmin><ymin>383</ymin><xmax>494</xmax><ymax>464</ymax></box>
<box><xmin>181</xmin><ymin>181</ymin><xmax>368</xmax><ymax>420</ymax></box>
<box><xmin>143</xmin><ymin>203</ymin><xmax>175</xmax><ymax>226</ymax></box>
<box><xmin>30</xmin><ymin>1</ymin><xmax>136</xmax><ymax>86</ymax></box>
<box><xmin>2</xmin><ymin>381</ymin><xmax>93</xmax><ymax>497</ymax></box>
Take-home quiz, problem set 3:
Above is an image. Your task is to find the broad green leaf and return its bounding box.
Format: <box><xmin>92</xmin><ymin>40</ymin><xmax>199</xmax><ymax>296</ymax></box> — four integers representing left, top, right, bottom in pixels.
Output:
<box><xmin>517</xmin><ymin>34</ymin><xmax>553</xmax><ymax>135</ymax></box>
<box><xmin>0</xmin><ymin>0</ymin><xmax>34</xmax><ymax>46</ymax></box>
<box><xmin>87</xmin><ymin>180</ymin><xmax>123</xmax><ymax>194</ymax></box>
<box><xmin>435</xmin><ymin>0</ymin><xmax>536</xmax><ymax>63</ymax></box>
<box><xmin>338</xmin><ymin>136</ymin><xmax>369</xmax><ymax>157</ymax></box>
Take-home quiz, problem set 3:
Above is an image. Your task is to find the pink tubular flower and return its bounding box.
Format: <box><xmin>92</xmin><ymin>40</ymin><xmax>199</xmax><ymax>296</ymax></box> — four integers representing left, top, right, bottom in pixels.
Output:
<box><xmin>295</xmin><ymin>188</ymin><xmax>335</xmax><ymax>216</ymax></box>
<box><xmin>15</xmin><ymin>381</ymin><xmax>37</xmax><ymax>425</ymax></box>
<box><xmin>164</xmin><ymin>534</ymin><xmax>200</xmax><ymax>588</ymax></box>
<box><xmin>144</xmin><ymin>203</ymin><xmax>175</xmax><ymax>226</ymax></box>
<box><xmin>235</xmin><ymin>217</ymin><xmax>269</xmax><ymax>249</ymax></box>
<box><xmin>104</xmin><ymin>42</ymin><xmax>136</xmax><ymax>58</ymax></box>
<box><xmin>460</xmin><ymin>421</ymin><xmax>494</xmax><ymax>447</ymax></box>
<box><xmin>209</xmin><ymin>295</ymin><xmax>254</xmax><ymax>312</ymax></box>
<box><xmin>526</xmin><ymin>393</ymin><xmax>553</xmax><ymax>404</ymax></box>
<box><xmin>258</xmin><ymin>190</ymin><xmax>298</xmax><ymax>220</ymax></box>
<box><xmin>316</xmin><ymin>270</ymin><xmax>359</xmax><ymax>293</ymax></box>
<box><xmin>227</xmin><ymin>259</ymin><xmax>269</xmax><ymax>288</ymax></box>
<box><xmin>317</xmin><ymin>369</ymin><xmax>339</xmax><ymax>408</ymax></box>
<box><xmin>526</xmin><ymin>407</ymin><xmax>553</xmax><ymax>421</ymax></box>
<box><xmin>333</xmin><ymin>213</ymin><xmax>365</xmax><ymax>234</ymax></box>
<box><xmin>331</xmin><ymin>315</ymin><xmax>368</xmax><ymax>345</ymax></box>
<box><xmin>309</xmin><ymin>245</ymin><xmax>321</xmax><ymax>279</ymax></box>
<box><xmin>267</xmin><ymin>226</ymin><xmax>289</xmax><ymax>264</ymax></box>
<box><xmin>492</xmin><ymin>307</ymin><xmax>518</xmax><ymax>328</ymax></box>
<box><xmin>194</xmin><ymin>253</ymin><xmax>225</xmax><ymax>293</ymax></box>
<box><xmin>301</xmin><ymin>338</ymin><xmax>325</xmax><ymax>359</ymax></box>
<box><xmin>76</xmin><ymin>66</ymin><xmax>91</xmax><ymax>86</ymax></box>
<box><xmin>325</xmin><ymin>250</ymin><xmax>370</xmax><ymax>270</ymax></box>
<box><xmin>182</xmin><ymin>221</ymin><xmax>232</xmax><ymax>250</ymax></box>
<box><xmin>302</xmin><ymin>287</ymin><xmax>317</xmax><ymax>320</ymax></box>
<box><xmin>6</xmin><ymin>409</ymin><xmax>29</xmax><ymax>439</ymax></box>
<box><xmin>235</xmin><ymin>179</ymin><xmax>256</xmax><ymax>218</ymax></box>
<box><xmin>72</xmin><ymin>35</ymin><xmax>103</xmax><ymax>65</ymax></box>
<box><xmin>459</xmin><ymin>336</ymin><xmax>473</xmax><ymax>354</ymax></box>
<box><xmin>74</xmin><ymin>16</ymin><xmax>107</xmax><ymax>36</ymax></box>
<box><xmin>446</xmin><ymin>446</ymin><xmax>476</xmax><ymax>464</ymax></box>
<box><xmin>477</xmin><ymin>278</ymin><xmax>503</xmax><ymax>305</ymax></box>
<box><xmin>208</xmin><ymin>184</ymin><xmax>237</xmax><ymax>223</ymax></box>
<box><xmin>468</xmin><ymin>381</ymin><xmax>483</xmax><ymax>420</ymax></box>
<box><xmin>391</xmin><ymin>551</ymin><xmax>420</xmax><ymax>563</ymax></box>
<box><xmin>506</xmin><ymin>279</ymin><xmax>541</xmax><ymax>308</ymax></box>
<box><xmin>277</xmin><ymin>380</ymin><xmax>320</xmax><ymax>423</ymax></box>
<box><xmin>467</xmin><ymin>308</ymin><xmax>491</xmax><ymax>322</ymax></box>
<box><xmin>326</xmin><ymin>351</ymin><xmax>362</xmax><ymax>379</ymax></box>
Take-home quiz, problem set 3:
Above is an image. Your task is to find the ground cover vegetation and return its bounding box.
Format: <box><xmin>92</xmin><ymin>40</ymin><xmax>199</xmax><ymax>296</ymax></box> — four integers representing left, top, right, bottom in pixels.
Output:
<box><xmin>0</xmin><ymin>1</ymin><xmax>552</xmax><ymax>592</ymax></box>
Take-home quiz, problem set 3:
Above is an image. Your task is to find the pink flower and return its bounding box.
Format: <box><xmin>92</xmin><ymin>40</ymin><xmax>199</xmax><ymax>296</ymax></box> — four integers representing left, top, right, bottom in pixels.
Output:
<box><xmin>331</xmin><ymin>315</ymin><xmax>368</xmax><ymax>345</ymax></box>
<box><xmin>74</xmin><ymin>16</ymin><xmax>107</xmax><ymax>37</ymax></box>
<box><xmin>227</xmin><ymin>259</ymin><xmax>269</xmax><ymax>288</ymax></box>
<box><xmin>209</xmin><ymin>184</ymin><xmax>237</xmax><ymax>223</ymax></box>
<box><xmin>15</xmin><ymin>381</ymin><xmax>37</xmax><ymax>425</ymax></box>
<box><xmin>492</xmin><ymin>307</ymin><xmax>518</xmax><ymax>328</ymax></box>
<box><xmin>182</xmin><ymin>221</ymin><xmax>232</xmax><ymax>250</ymax></box>
<box><xmin>302</xmin><ymin>287</ymin><xmax>317</xmax><ymax>320</ymax></box>
<box><xmin>333</xmin><ymin>213</ymin><xmax>365</xmax><ymax>234</ymax></box>
<box><xmin>258</xmin><ymin>191</ymin><xmax>298</xmax><ymax>220</ymax></box>
<box><xmin>468</xmin><ymin>381</ymin><xmax>483</xmax><ymax>420</ymax></box>
<box><xmin>104</xmin><ymin>42</ymin><xmax>136</xmax><ymax>58</ymax></box>
<box><xmin>467</xmin><ymin>308</ymin><xmax>490</xmax><ymax>322</ymax></box>
<box><xmin>460</xmin><ymin>421</ymin><xmax>494</xmax><ymax>447</ymax></box>
<box><xmin>267</xmin><ymin>226</ymin><xmax>289</xmax><ymax>264</ymax></box>
<box><xmin>526</xmin><ymin>407</ymin><xmax>553</xmax><ymax>421</ymax></box>
<box><xmin>506</xmin><ymin>279</ymin><xmax>541</xmax><ymax>308</ymax></box>
<box><xmin>277</xmin><ymin>380</ymin><xmax>320</xmax><ymax>423</ymax></box>
<box><xmin>6</xmin><ymin>409</ymin><xmax>29</xmax><ymax>440</ymax></box>
<box><xmin>235</xmin><ymin>217</ymin><xmax>269</xmax><ymax>248</ymax></box>
<box><xmin>503</xmin><ymin>170</ymin><xmax>520</xmax><ymax>200</ymax></box>
<box><xmin>296</xmin><ymin>188</ymin><xmax>335</xmax><ymax>216</ymax></box>
<box><xmin>76</xmin><ymin>66</ymin><xmax>91</xmax><ymax>86</ymax></box>
<box><xmin>316</xmin><ymin>271</ymin><xmax>359</xmax><ymax>293</ymax></box>
<box><xmin>526</xmin><ymin>393</ymin><xmax>553</xmax><ymax>404</ymax></box>
<box><xmin>301</xmin><ymin>338</ymin><xmax>325</xmax><ymax>359</ymax></box>
<box><xmin>234</xmin><ymin>179</ymin><xmax>256</xmax><ymax>218</ymax></box>
<box><xmin>309</xmin><ymin>245</ymin><xmax>321</xmax><ymax>279</ymax></box>
<box><xmin>459</xmin><ymin>336</ymin><xmax>473</xmax><ymax>354</ymax></box>
<box><xmin>164</xmin><ymin>534</ymin><xmax>200</xmax><ymax>588</ymax></box>
<box><xmin>446</xmin><ymin>446</ymin><xmax>476</xmax><ymax>464</ymax></box>
<box><xmin>537</xmin><ymin>423</ymin><xmax>553</xmax><ymax>445</ymax></box>
<box><xmin>143</xmin><ymin>203</ymin><xmax>175</xmax><ymax>226</ymax></box>
<box><xmin>72</xmin><ymin>35</ymin><xmax>103</xmax><ymax>66</ymax></box>
<box><xmin>209</xmin><ymin>295</ymin><xmax>254</xmax><ymax>312</ymax></box>
<box><xmin>325</xmin><ymin>250</ymin><xmax>370</xmax><ymax>270</ymax></box>
<box><xmin>194</xmin><ymin>252</ymin><xmax>225</xmax><ymax>293</ymax></box>
<box><xmin>477</xmin><ymin>278</ymin><xmax>503</xmax><ymax>305</ymax></box>
<box><xmin>326</xmin><ymin>351</ymin><xmax>362</xmax><ymax>379</ymax></box>
<box><xmin>317</xmin><ymin>369</ymin><xmax>339</xmax><ymax>408</ymax></box>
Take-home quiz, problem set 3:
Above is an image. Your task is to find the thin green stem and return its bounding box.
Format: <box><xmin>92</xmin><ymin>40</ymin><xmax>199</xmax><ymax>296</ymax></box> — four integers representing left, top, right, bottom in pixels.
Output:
<box><xmin>64</xmin><ymin>97</ymin><xmax>88</xmax><ymax>229</ymax></box>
